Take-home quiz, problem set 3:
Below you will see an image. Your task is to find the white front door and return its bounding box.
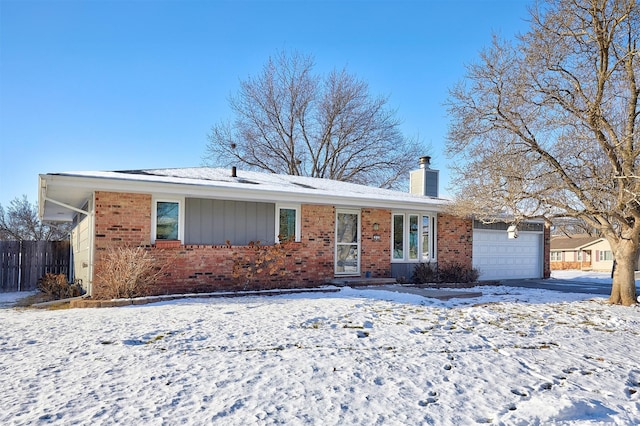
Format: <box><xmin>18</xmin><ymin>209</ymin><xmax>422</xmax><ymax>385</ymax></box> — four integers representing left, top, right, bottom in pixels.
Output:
<box><xmin>335</xmin><ymin>210</ymin><xmax>360</xmax><ymax>275</ymax></box>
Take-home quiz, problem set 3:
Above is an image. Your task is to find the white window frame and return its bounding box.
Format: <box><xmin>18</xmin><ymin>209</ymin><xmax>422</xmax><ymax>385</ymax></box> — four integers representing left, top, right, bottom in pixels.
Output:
<box><xmin>550</xmin><ymin>251</ymin><xmax>562</xmax><ymax>261</ymax></box>
<box><xmin>391</xmin><ymin>211</ymin><xmax>437</xmax><ymax>263</ymax></box>
<box><xmin>151</xmin><ymin>197</ymin><xmax>184</xmax><ymax>243</ymax></box>
<box><xmin>275</xmin><ymin>204</ymin><xmax>301</xmax><ymax>243</ymax></box>
<box><xmin>599</xmin><ymin>250</ymin><xmax>613</xmax><ymax>261</ymax></box>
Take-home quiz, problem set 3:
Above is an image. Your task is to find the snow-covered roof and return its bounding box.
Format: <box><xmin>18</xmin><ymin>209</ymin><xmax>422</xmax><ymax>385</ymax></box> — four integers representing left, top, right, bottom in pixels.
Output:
<box><xmin>550</xmin><ymin>234</ymin><xmax>604</xmax><ymax>251</ymax></box>
<box><xmin>39</xmin><ymin>167</ymin><xmax>447</xmax><ymax>221</ymax></box>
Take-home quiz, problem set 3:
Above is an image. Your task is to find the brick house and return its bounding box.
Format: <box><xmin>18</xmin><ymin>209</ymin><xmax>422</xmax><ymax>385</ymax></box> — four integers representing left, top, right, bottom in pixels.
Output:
<box><xmin>39</xmin><ymin>160</ymin><xmax>550</xmax><ymax>298</ymax></box>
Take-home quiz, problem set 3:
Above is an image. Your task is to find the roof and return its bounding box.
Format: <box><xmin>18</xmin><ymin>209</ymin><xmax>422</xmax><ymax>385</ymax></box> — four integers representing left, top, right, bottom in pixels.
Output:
<box><xmin>39</xmin><ymin>167</ymin><xmax>448</xmax><ymax>222</ymax></box>
<box><xmin>550</xmin><ymin>234</ymin><xmax>604</xmax><ymax>251</ymax></box>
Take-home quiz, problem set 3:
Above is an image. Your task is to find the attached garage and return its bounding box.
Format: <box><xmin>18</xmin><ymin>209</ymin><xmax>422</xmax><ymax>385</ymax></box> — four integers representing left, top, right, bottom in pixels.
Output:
<box><xmin>472</xmin><ymin>221</ymin><xmax>545</xmax><ymax>281</ymax></box>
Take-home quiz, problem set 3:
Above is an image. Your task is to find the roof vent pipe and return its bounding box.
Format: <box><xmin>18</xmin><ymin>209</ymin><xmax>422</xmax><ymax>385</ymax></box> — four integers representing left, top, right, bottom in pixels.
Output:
<box><xmin>231</xmin><ymin>166</ymin><xmax>237</xmax><ymax>177</ymax></box>
<box><xmin>419</xmin><ymin>156</ymin><xmax>431</xmax><ymax>169</ymax></box>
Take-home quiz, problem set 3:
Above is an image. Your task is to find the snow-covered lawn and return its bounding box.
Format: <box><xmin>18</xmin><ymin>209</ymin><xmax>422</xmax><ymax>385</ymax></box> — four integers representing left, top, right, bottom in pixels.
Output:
<box><xmin>1</xmin><ymin>273</ymin><xmax>639</xmax><ymax>425</ymax></box>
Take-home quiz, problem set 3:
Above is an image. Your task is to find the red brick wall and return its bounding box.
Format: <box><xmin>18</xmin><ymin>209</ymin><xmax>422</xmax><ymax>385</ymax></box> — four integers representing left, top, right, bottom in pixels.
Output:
<box><xmin>94</xmin><ymin>191</ymin><xmax>152</xmax><ymax>247</ymax></box>
<box><xmin>361</xmin><ymin>208</ymin><xmax>392</xmax><ymax>277</ymax></box>
<box><xmin>93</xmin><ymin>191</ymin><xmax>152</xmax><ymax>297</ymax></box>
<box><xmin>543</xmin><ymin>224</ymin><xmax>551</xmax><ymax>277</ymax></box>
<box><xmin>90</xmin><ymin>195</ymin><xmax>395</xmax><ymax>298</ymax></box>
<box><xmin>436</xmin><ymin>213</ymin><xmax>473</xmax><ymax>269</ymax></box>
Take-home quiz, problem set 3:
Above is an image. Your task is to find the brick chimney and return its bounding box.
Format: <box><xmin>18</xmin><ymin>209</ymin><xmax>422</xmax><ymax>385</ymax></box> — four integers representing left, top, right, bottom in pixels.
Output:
<box><xmin>409</xmin><ymin>156</ymin><xmax>439</xmax><ymax>197</ymax></box>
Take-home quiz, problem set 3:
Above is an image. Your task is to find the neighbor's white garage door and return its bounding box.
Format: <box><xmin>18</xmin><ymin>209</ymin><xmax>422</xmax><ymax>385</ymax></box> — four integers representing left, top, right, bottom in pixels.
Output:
<box><xmin>472</xmin><ymin>230</ymin><xmax>543</xmax><ymax>280</ymax></box>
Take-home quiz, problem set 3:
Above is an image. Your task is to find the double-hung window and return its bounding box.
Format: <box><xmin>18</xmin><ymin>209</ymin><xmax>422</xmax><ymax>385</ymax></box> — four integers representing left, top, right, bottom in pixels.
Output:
<box><xmin>276</xmin><ymin>204</ymin><xmax>301</xmax><ymax>243</ymax></box>
<box><xmin>392</xmin><ymin>212</ymin><xmax>435</xmax><ymax>262</ymax></box>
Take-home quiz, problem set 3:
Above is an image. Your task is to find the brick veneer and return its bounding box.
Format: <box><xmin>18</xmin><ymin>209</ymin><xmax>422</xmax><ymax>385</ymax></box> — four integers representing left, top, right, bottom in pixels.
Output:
<box><xmin>543</xmin><ymin>224</ymin><xmax>551</xmax><ymax>278</ymax></box>
<box><xmin>90</xmin><ymin>192</ymin><xmax>394</xmax><ymax>298</ymax></box>
<box><xmin>89</xmin><ymin>192</ymin><xmax>551</xmax><ymax>298</ymax></box>
<box><xmin>361</xmin><ymin>208</ymin><xmax>392</xmax><ymax>277</ymax></box>
<box><xmin>92</xmin><ymin>191</ymin><xmax>152</xmax><ymax>297</ymax></box>
<box><xmin>436</xmin><ymin>214</ymin><xmax>473</xmax><ymax>269</ymax></box>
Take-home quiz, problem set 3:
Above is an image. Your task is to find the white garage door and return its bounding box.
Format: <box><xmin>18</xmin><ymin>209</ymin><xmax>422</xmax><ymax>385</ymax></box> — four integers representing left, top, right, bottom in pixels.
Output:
<box><xmin>472</xmin><ymin>230</ymin><xmax>543</xmax><ymax>280</ymax></box>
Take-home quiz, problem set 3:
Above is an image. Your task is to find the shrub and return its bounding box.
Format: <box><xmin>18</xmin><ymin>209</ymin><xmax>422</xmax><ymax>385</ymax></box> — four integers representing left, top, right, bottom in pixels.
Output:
<box><xmin>96</xmin><ymin>246</ymin><xmax>167</xmax><ymax>299</ymax></box>
<box><xmin>37</xmin><ymin>273</ymin><xmax>83</xmax><ymax>299</ymax></box>
<box><xmin>231</xmin><ymin>240</ymin><xmax>290</xmax><ymax>289</ymax></box>
<box><xmin>411</xmin><ymin>262</ymin><xmax>438</xmax><ymax>284</ymax></box>
<box><xmin>412</xmin><ymin>262</ymin><xmax>480</xmax><ymax>284</ymax></box>
<box><xmin>437</xmin><ymin>262</ymin><xmax>480</xmax><ymax>283</ymax></box>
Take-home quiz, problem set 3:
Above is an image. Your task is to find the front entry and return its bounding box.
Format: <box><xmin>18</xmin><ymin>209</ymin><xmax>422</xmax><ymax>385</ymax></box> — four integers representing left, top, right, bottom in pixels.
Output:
<box><xmin>335</xmin><ymin>209</ymin><xmax>360</xmax><ymax>275</ymax></box>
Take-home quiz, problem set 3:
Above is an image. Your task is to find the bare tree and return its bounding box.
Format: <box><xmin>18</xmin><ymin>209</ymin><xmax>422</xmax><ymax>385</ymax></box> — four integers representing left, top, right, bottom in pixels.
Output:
<box><xmin>204</xmin><ymin>50</ymin><xmax>426</xmax><ymax>189</ymax></box>
<box><xmin>446</xmin><ymin>0</ymin><xmax>639</xmax><ymax>305</ymax></box>
<box><xmin>0</xmin><ymin>195</ymin><xmax>71</xmax><ymax>241</ymax></box>
<box><xmin>552</xmin><ymin>217</ymin><xmax>601</xmax><ymax>237</ymax></box>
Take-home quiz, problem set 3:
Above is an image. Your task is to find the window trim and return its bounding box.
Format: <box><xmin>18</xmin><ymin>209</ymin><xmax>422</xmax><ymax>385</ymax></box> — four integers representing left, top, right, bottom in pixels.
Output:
<box><xmin>275</xmin><ymin>204</ymin><xmax>301</xmax><ymax>243</ymax></box>
<box><xmin>151</xmin><ymin>197</ymin><xmax>184</xmax><ymax>243</ymax></box>
<box><xmin>598</xmin><ymin>250</ymin><xmax>613</xmax><ymax>261</ymax></box>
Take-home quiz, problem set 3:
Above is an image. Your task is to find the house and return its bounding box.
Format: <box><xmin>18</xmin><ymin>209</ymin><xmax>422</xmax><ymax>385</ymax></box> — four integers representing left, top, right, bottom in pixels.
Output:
<box><xmin>550</xmin><ymin>234</ymin><xmax>617</xmax><ymax>272</ymax></box>
<box><xmin>38</xmin><ymin>159</ymin><xmax>550</xmax><ymax>298</ymax></box>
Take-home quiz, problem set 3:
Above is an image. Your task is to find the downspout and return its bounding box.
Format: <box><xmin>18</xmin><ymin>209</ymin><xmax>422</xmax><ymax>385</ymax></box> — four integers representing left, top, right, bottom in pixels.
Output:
<box><xmin>87</xmin><ymin>193</ymin><xmax>95</xmax><ymax>297</ymax></box>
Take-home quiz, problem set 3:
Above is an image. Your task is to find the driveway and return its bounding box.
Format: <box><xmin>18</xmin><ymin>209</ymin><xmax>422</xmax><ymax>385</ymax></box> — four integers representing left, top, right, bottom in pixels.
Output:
<box><xmin>499</xmin><ymin>271</ymin><xmax>613</xmax><ymax>296</ymax></box>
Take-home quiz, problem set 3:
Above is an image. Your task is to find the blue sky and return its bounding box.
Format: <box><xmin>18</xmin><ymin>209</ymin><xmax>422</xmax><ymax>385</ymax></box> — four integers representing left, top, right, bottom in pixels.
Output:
<box><xmin>0</xmin><ymin>0</ymin><xmax>531</xmax><ymax>207</ymax></box>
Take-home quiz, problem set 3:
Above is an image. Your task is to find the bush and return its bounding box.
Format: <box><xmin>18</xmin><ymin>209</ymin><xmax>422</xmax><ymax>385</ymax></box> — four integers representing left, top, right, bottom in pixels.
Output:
<box><xmin>412</xmin><ymin>262</ymin><xmax>480</xmax><ymax>284</ymax></box>
<box><xmin>37</xmin><ymin>273</ymin><xmax>83</xmax><ymax>299</ymax></box>
<box><xmin>96</xmin><ymin>246</ymin><xmax>166</xmax><ymax>299</ymax></box>
<box><xmin>231</xmin><ymin>240</ymin><xmax>290</xmax><ymax>290</ymax></box>
<box><xmin>411</xmin><ymin>262</ymin><xmax>438</xmax><ymax>284</ymax></box>
<box><xmin>437</xmin><ymin>262</ymin><xmax>480</xmax><ymax>283</ymax></box>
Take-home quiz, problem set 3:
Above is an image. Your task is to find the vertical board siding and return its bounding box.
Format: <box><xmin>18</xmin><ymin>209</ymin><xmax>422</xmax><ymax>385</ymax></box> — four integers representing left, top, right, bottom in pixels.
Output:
<box><xmin>185</xmin><ymin>199</ymin><xmax>275</xmax><ymax>245</ymax></box>
<box><xmin>0</xmin><ymin>241</ymin><xmax>70</xmax><ymax>292</ymax></box>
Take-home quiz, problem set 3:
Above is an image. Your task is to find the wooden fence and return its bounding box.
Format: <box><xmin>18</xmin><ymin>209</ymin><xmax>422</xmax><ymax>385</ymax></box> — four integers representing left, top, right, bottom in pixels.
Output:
<box><xmin>0</xmin><ymin>241</ymin><xmax>70</xmax><ymax>292</ymax></box>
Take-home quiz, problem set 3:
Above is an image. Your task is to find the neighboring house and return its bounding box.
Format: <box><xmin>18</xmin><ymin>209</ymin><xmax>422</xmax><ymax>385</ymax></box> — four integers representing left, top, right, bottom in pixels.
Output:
<box><xmin>550</xmin><ymin>234</ymin><xmax>616</xmax><ymax>272</ymax></box>
<box><xmin>38</xmin><ymin>159</ymin><xmax>550</xmax><ymax>298</ymax></box>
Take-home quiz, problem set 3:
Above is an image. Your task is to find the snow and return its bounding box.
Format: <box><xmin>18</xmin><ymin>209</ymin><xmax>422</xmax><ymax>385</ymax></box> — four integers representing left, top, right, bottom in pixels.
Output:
<box><xmin>57</xmin><ymin>167</ymin><xmax>447</xmax><ymax>207</ymax></box>
<box><xmin>1</xmin><ymin>273</ymin><xmax>639</xmax><ymax>425</ymax></box>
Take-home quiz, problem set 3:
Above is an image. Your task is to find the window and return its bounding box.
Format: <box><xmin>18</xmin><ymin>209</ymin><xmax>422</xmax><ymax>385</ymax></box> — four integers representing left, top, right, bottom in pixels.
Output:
<box><xmin>393</xmin><ymin>214</ymin><xmax>404</xmax><ymax>259</ymax></box>
<box><xmin>421</xmin><ymin>215</ymin><xmax>430</xmax><ymax>259</ymax></box>
<box><xmin>409</xmin><ymin>215</ymin><xmax>419</xmax><ymax>259</ymax></box>
<box><xmin>276</xmin><ymin>204</ymin><xmax>300</xmax><ymax>242</ymax></box>
<box><xmin>155</xmin><ymin>200</ymin><xmax>181</xmax><ymax>241</ymax></box>
<box><xmin>393</xmin><ymin>212</ymin><xmax>436</xmax><ymax>262</ymax></box>
<box><xmin>599</xmin><ymin>250</ymin><xmax>613</xmax><ymax>261</ymax></box>
<box><xmin>550</xmin><ymin>251</ymin><xmax>562</xmax><ymax>261</ymax></box>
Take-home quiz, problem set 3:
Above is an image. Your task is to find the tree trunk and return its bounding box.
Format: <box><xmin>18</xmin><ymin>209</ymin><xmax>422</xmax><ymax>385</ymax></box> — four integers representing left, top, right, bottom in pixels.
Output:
<box><xmin>610</xmin><ymin>238</ymin><xmax>638</xmax><ymax>306</ymax></box>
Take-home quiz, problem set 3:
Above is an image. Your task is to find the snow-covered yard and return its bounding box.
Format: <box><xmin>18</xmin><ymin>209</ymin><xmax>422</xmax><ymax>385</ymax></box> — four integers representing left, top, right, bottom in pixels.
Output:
<box><xmin>1</xmin><ymin>272</ymin><xmax>639</xmax><ymax>425</ymax></box>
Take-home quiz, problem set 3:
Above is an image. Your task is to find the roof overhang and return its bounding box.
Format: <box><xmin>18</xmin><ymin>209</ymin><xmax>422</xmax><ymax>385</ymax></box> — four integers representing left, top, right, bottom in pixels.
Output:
<box><xmin>39</xmin><ymin>175</ymin><xmax>94</xmax><ymax>222</ymax></box>
<box><xmin>38</xmin><ymin>170</ymin><xmax>449</xmax><ymax>223</ymax></box>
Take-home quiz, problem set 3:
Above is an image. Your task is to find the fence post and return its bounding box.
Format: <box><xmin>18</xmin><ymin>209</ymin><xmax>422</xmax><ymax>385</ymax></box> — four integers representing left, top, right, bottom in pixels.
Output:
<box><xmin>17</xmin><ymin>240</ymin><xmax>22</xmax><ymax>292</ymax></box>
